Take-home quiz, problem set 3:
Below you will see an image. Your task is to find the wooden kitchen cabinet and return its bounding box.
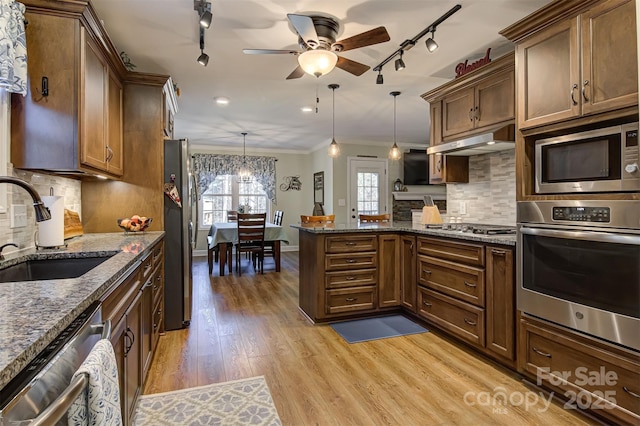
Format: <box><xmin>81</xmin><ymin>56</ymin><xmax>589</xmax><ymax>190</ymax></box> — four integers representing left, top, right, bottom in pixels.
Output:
<box><xmin>400</xmin><ymin>235</ymin><xmax>416</xmax><ymax>312</ymax></box>
<box><xmin>519</xmin><ymin>314</ymin><xmax>640</xmax><ymax>425</ymax></box>
<box><xmin>428</xmin><ymin>154</ymin><xmax>469</xmax><ymax>184</ymax></box>
<box><xmin>485</xmin><ymin>246</ymin><xmax>515</xmax><ymax>361</ymax></box>
<box><xmin>11</xmin><ymin>9</ymin><xmax>125</xmax><ymax>177</ymax></box>
<box><xmin>378</xmin><ymin>234</ymin><xmax>401</xmax><ymax>308</ymax></box>
<box><xmin>506</xmin><ymin>0</ymin><xmax>638</xmax><ymax>129</ymax></box>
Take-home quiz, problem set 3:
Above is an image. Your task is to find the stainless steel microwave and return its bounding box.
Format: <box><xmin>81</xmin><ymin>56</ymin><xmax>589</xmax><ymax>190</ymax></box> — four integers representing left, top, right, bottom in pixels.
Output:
<box><xmin>535</xmin><ymin>122</ymin><xmax>639</xmax><ymax>194</ymax></box>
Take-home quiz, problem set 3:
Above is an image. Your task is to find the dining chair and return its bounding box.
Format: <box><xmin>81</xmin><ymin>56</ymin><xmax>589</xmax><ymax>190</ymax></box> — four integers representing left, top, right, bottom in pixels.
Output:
<box><xmin>300</xmin><ymin>214</ymin><xmax>335</xmax><ymax>225</ymax></box>
<box><xmin>235</xmin><ymin>213</ymin><xmax>266</xmax><ymax>275</ymax></box>
<box><xmin>227</xmin><ymin>210</ymin><xmax>238</xmax><ymax>222</ymax></box>
<box><xmin>359</xmin><ymin>213</ymin><xmax>390</xmax><ymax>223</ymax></box>
<box><xmin>263</xmin><ymin>211</ymin><xmax>284</xmax><ymax>266</ymax></box>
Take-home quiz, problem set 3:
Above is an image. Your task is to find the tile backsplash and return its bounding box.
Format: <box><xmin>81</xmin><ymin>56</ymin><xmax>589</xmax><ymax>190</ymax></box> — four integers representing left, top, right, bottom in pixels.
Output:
<box><xmin>0</xmin><ymin>167</ymin><xmax>81</xmax><ymax>253</ymax></box>
<box><xmin>446</xmin><ymin>150</ymin><xmax>516</xmax><ymax>226</ymax></box>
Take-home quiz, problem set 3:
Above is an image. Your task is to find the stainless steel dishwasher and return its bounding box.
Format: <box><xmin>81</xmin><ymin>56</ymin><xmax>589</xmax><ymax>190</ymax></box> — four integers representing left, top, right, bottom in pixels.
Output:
<box><xmin>0</xmin><ymin>301</ymin><xmax>111</xmax><ymax>425</ymax></box>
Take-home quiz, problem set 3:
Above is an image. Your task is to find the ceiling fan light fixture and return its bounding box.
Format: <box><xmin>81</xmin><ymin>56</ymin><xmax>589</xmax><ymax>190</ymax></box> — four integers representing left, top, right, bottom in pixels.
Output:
<box><xmin>197</xmin><ymin>50</ymin><xmax>209</xmax><ymax>66</ymax></box>
<box><xmin>425</xmin><ymin>30</ymin><xmax>439</xmax><ymax>53</ymax></box>
<box><xmin>298</xmin><ymin>50</ymin><xmax>338</xmax><ymax>77</ymax></box>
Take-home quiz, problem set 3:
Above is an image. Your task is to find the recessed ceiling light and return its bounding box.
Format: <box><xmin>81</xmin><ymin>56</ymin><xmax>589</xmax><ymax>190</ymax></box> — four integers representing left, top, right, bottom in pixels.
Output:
<box><xmin>214</xmin><ymin>96</ymin><xmax>230</xmax><ymax>105</ymax></box>
<box><xmin>301</xmin><ymin>106</ymin><xmax>313</xmax><ymax>113</ymax></box>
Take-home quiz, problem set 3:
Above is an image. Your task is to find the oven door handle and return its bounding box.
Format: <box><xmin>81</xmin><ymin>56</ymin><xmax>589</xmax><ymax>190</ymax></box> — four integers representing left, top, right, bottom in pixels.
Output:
<box><xmin>520</xmin><ymin>226</ymin><xmax>640</xmax><ymax>245</ymax></box>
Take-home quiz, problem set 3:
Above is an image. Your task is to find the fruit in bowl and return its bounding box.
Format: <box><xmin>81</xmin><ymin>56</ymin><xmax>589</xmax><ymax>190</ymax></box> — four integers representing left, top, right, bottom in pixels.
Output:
<box><xmin>117</xmin><ymin>215</ymin><xmax>152</xmax><ymax>232</ymax></box>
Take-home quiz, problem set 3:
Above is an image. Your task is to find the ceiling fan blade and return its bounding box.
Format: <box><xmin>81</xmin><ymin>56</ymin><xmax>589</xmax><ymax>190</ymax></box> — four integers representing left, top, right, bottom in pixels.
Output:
<box><xmin>243</xmin><ymin>49</ymin><xmax>300</xmax><ymax>55</ymax></box>
<box><xmin>336</xmin><ymin>56</ymin><xmax>370</xmax><ymax>76</ymax></box>
<box><xmin>287</xmin><ymin>14</ymin><xmax>319</xmax><ymax>48</ymax></box>
<box><xmin>333</xmin><ymin>26</ymin><xmax>390</xmax><ymax>52</ymax></box>
<box><xmin>286</xmin><ymin>65</ymin><xmax>305</xmax><ymax>80</ymax></box>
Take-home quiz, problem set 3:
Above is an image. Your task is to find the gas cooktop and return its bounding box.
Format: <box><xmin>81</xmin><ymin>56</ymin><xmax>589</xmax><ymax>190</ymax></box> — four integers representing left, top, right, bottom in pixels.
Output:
<box><xmin>425</xmin><ymin>223</ymin><xmax>517</xmax><ymax>235</ymax></box>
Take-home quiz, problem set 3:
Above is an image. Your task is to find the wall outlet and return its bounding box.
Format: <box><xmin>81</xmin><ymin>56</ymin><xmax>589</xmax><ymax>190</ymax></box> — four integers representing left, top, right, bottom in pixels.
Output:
<box><xmin>338</xmin><ymin>199</ymin><xmax>346</xmax><ymax>207</ymax></box>
<box><xmin>10</xmin><ymin>204</ymin><xmax>27</xmax><ymax>228</ymax></box>
<box><xmin>459</xmin><ymin>201</ymin><xmax>467</xmax><ymax>215</ymax></box>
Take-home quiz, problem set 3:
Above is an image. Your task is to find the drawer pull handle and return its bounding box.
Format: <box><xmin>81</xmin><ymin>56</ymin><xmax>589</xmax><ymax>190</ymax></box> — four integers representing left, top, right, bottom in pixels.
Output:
<box><xmin>144</xmin><ymin>263</ymin><xmax>152</xmax><ymax>270</ymax></box>
<box><xmin>422</xmin><ymin>269</ymin><xmax>432</xmax><ymax>275</ymax></box>
<box><xmin>345</xmin><ymin>276</ymin><xmax>356</xmax><ymax>281</ymax></box>
<box><xmin>422</xmin><ymin>301</ymin><xmax>432</xmax><ymax>307</ymax></box>
<box><xmin>491</xmin><ymin>249</ymin><xmax>506</xmax><ymax>255</ymax></box>
<box><xmin>464</xmin><ymin>281</ymin><xmax>476</xmax><ymax>288</ymax></box>
<box><xmin>345</xmin><ymin>259</ymin><xmax>357</xmax><ymax>263</ymax></box>
<box><xmin>623</xmin><ymin>387</ymin><xmax>640</xmax><ymax>399</ymax></box>
<box><xmin>532</xmin><ymin>347</ymin><xmax>552</xmax><ymax>358</ymax></box>
<box><xmin>345</xmin><ymin>242</ymin><xmax>357</xmax><ymax>246</ymax></box>
<box><xmin>153</xmin><ymin>285</ymin><xmax>159</xmax><ymax>291</ymax></box>
<box><xmin>570</xmin><ymin>83</ymin><xmax>578</xmax><ymax>105</ymax></box>
<box><xmin>463</xmin><ymin>318</ymin><xmax>477</xmax><ymax>326</ymax></box>
<box><xmin>345</xmin><ymin>297</ymin><xmax>357</xmax><ymax>302</ymax></box>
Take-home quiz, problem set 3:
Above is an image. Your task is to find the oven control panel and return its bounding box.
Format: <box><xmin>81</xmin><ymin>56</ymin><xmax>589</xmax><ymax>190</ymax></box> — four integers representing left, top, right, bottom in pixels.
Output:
<box><xmin>553</xmin><ymin>206</ymin><xmax>610</xmax><ymax>222</ymax></box>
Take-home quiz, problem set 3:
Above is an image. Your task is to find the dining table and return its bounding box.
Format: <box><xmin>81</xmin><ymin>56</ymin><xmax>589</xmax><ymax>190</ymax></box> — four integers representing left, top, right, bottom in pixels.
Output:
<box><xmin>208</xmin><ymin>222</ymin><xmax>289</xmax><ymax>276</ymax></box>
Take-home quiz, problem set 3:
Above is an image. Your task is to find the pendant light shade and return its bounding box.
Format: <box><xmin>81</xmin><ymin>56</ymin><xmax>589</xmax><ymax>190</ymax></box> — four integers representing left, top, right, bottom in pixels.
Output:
<box><xmin>389</xmin><ymin>91</ymin><xmax>402</xmax><ymax>160</ymax></box>
<box><xmin>238</xmin><ymin>132</ymin><xmax>252</xmax><ymax>182</ymax></box>
<box><xmin>328</xmin><ymin>84</ymin><xmax>340</xmax><ymax>158</ymax></box>
<box><xmin>298</xmin><ymin>50</ymin><xmax>338</xmax><ymax>77</ymax></box>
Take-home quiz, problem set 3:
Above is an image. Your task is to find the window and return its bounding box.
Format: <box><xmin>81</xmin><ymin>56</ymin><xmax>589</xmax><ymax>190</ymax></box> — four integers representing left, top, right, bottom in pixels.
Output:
<box><xmin>200</xmin><ymin>175</ymin><xmax>269</xmax><ymax>227</ymax></box>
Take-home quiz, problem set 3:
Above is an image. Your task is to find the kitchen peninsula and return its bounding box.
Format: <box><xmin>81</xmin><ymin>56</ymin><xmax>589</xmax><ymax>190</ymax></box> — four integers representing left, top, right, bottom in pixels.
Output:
<box><xmin>295</xmin><ymin>221</ymin><xmax>516</xmax><ymax>367</ymax></box>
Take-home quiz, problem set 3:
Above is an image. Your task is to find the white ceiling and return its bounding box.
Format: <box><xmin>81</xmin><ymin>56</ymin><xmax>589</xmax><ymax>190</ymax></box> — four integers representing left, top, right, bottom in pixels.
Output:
<box><xmin>91</xmin><ymin>0</ymin><xmax>549</xmax><ymax>153</ymax></box>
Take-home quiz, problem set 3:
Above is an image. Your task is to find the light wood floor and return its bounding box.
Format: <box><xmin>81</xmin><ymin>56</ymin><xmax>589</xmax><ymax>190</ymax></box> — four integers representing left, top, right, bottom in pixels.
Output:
<box><xmin>144</xmin><ymin>253</ymin><xmax>598</xmax><ymax>425</ymax></box>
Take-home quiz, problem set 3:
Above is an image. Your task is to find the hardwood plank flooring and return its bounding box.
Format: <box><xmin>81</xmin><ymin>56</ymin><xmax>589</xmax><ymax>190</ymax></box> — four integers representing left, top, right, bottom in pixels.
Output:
<box><xmin>144</xmin><ymin>253</ymin><xmax>598</xmax><ymax>425</ymax></box>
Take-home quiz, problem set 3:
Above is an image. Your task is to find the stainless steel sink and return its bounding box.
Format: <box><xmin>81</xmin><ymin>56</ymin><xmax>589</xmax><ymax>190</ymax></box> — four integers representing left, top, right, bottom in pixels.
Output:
<box><xmin>0</xmin><ymin>256</ymin><xmax>112</xmax><ymax>283</ymax></box>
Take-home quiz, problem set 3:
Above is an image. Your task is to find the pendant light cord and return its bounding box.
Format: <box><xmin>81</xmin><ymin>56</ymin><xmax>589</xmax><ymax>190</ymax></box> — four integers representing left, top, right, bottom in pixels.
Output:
<box><xmin>393</xmin><ymin>94</ymin><xmax>397</xmax><ymax>144</ymax></box>
<box><xmin>332</xmin><ymin>86</ymin><xmax>335</xmax><ymax>139</ymax></box>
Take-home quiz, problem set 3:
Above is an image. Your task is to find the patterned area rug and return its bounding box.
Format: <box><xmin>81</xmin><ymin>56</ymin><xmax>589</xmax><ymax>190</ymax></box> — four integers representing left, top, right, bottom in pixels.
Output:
<box><xmin>133</xmin><ymin>376</ymin><xmax>281</xmax><ymax>426</ymax></box>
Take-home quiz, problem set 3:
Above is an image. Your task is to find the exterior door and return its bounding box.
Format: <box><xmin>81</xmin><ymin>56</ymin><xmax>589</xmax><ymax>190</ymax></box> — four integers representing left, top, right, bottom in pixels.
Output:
<box><xmin>347</xmin><ymin>158</ymin><xmax>388</xmax><ymax>224</ymax></box>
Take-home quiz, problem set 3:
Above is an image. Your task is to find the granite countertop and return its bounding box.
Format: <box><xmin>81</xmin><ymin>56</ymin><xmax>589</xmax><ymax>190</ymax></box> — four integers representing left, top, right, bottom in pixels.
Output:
<box><xmin>0</xmin><ymin>231</ymin><xmax>164</xmax><ymax>390</ymax></box>
<box><xmin>291</xmin><ymin>221</ymin><xmax>516</xmax><ymax>246</ymax></box>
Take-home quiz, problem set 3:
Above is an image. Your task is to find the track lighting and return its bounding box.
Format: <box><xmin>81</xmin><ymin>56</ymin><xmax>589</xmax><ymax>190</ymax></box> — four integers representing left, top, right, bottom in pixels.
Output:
<box><xmin>195</xmin><ymin>1</ymin><xmax>213</xmax><ymax>29</ymax></box>
<box><xmin>425</xmin><ymin>30</ymin><xmax>438</xmax><ymax>53</ymax></box>
<box><xmin>376</xmin><ymin>70</ymin><xmax>384</xmax><ymax>85</ymax></box>
<box><xmin>394</xmin><ymin>51</ymin><xmax>405</xmax><ymax>71</ymax></box>
<box><xmin>197</xmin><ymin>27</ymin><xmax>208</xmax><ymax>66</ymax></box>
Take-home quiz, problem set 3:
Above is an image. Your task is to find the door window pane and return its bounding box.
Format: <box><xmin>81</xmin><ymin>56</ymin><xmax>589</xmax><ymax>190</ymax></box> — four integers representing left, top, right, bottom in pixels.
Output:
<box><xmin>356</xmin><ymin>171</ymin><xmax>380</xmax><ymax>215</ymax></box>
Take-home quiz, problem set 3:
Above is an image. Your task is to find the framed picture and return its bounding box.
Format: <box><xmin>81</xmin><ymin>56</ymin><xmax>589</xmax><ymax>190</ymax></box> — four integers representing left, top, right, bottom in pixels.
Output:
<box><xmin>313</xmin><ymin>171</ymin><xmax>324</xmax><ymax>205</ymax></box>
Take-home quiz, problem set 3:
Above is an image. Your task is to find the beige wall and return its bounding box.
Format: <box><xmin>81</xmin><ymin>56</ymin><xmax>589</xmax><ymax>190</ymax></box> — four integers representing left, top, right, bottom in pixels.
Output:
<box><xmin>191</xmin><ymin>145</ymin><xmax>312</xmax><ymax>251</ymax></box>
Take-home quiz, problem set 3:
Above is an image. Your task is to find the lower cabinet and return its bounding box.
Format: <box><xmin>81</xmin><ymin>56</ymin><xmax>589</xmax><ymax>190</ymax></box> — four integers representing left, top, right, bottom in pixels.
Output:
<box><xmin>102</xmin><ymin>238</ymin><xmax>164</xmax><ymax>425</ymax></box>
<box><xmin>378</xmin><ymin>234</ymin><xmax>401</xmax><ymax>308</ymax></box>
<box><xmin>519</xmin><ymin>314</ymin><xmax>640</xmax><ymax>425</ymax></box>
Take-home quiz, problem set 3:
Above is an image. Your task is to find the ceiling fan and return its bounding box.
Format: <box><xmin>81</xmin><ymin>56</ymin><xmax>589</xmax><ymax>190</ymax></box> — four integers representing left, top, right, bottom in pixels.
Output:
<box><xmin>243</xmin><ymin>14</ymin><xmax>390</xmax><ymax>79</ymax></box>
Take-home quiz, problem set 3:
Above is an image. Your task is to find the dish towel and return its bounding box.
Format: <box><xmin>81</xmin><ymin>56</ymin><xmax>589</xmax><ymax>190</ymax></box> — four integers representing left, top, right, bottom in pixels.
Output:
<box><xmin>68</xmin><ymin>339</ymin><xmax>122</xmax><ymax>426</ymax></box>
<box><xmin>0</xmin><ymin>0</ymin><xmax>27</xmax><ymax>95</ymax></box>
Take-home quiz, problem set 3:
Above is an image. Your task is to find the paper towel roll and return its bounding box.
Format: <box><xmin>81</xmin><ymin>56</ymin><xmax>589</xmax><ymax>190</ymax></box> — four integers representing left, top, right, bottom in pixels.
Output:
<box><xmin>37</xmin><ymin>196</ymin><xmax>65</xmax><ymax>247</ymax></box>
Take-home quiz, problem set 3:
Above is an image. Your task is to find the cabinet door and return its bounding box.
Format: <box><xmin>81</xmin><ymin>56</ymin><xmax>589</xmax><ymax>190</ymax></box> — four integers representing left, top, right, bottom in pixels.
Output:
<box><xmin>107</xmin><ymin>70</ymin><xmax>124</xmax><ymax>176</ymax></box>
<box><xmin>110</xmin><ymin>315</ymin><xmax>128</xmax><ymax>426</ymax></box>
<box><xmin>141</xmin><ymin>273</ymin><xmax>154</xmax><ymax>379</ymax></box>
<box><xmin>400</xmin><ymin>235</ymin><xmax>416</xmax><ymax>312</ymax></box>
<box><xmin>581</xmin><ymin>0</ymin><xmax>638</xmax><ymax>115</ymax></box>
<box><xmin>474</xmin><ymin>71</ymin><xmax>515</xmax><ymax>129</ymax></box>
<box><xmin>378</xmin><ymin>234</ymin><xmax>401</xmax><ymax>308</ymax></box>
<box><xmin>125</xmin><ymin>290</ymin><xmax>143</xmax><ymax>422</ymax></box>
<box><xmin>80</xmin><ymin>29</ymin><xmax>108</xmax><ymax>172</ymax></box>
<box><xmin>429</xmin><ymin>101</ymin><xmax>443</xmax><ymax>146</ymax></box>
<box><xmin>442</xmin><ymin>87</ymin><xmax>475</xmax><ymax>138</ymax></box>
<box><xmin>516</xmin><ymin>17</ymin><xmax>580</xmax><ymax>129</ymax></box>
<box><xmin>485</xmin><ymin>246</ymin><xmax>515</xmax><ymax>361</ymax></box>
<box><xmin>429</xmin><ymin>154</ymin><xmax>444</xmax><ymax>184</ymax></box>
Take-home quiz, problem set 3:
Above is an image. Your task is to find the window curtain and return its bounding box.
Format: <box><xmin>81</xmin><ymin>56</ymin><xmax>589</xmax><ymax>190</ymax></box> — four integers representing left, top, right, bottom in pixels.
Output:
<box><xmin>193</xmin><ymin>153</ymin><xmax>278</xmax><ymax>203</ymax></box>
<box><xmin>0</xmin><ymin>0</ymin><xmax>27</xmax><ymax>95</ymax></box>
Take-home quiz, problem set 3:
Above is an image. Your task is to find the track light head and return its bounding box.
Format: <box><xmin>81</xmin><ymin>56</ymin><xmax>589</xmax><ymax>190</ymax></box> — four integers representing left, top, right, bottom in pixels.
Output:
<box><xmin>394</xmin><ymin>53</ymin><xmax>405</xmax><ymax>71</ymax></box>
<box><xmin>195</xmin><ymin>1</ymin><xmax>213</xmax><ymax>28</ymax></box>
<box><xmin>200</xmin><ymin>9</ymin><xmax>213</xmax><ymax>28</ymax></box>
<box><xmin>376</xmin><ymin>70</ymin><xmax>384</xmax><ymax>85</ymax></box>
<box><xmin>197</xmin><ymin>50</ymin><xmax>209</xmax><ymax>66</ymax></box>
<box><xmin>425</xmin><ymin>30</ymin><xmax>438</xmax><ymax>53</ymax></box>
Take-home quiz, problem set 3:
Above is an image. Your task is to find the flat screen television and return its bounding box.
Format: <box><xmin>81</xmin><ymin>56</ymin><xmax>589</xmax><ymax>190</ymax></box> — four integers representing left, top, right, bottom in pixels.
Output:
<box><xmin>403</xmin><ymin>150</ymin><xmax>430</xmax><ymax>185</ymax></box>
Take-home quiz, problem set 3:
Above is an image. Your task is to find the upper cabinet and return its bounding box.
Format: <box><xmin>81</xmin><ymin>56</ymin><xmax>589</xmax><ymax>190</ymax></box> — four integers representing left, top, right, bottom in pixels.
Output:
<box><xmin>11</xmin><ymin>2</ymin><xmax>126</xmax><ymax>177</ymax></box>
<box><xmin>502</xmin><ymin>0</ymin><xmax>638</xmax><ymax>130</ymax></box>
<box><xmin>423</xmin><ymin>53</ymin><xmax>515</xmax><ymax>144</ymax></box>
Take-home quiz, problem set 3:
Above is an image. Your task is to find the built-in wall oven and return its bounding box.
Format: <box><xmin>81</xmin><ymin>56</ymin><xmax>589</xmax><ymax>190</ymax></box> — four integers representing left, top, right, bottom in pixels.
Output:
<box><xmin>517</xmin><ymin>200</ymin><xmax>640</xmax><ymax>351</ymax></box>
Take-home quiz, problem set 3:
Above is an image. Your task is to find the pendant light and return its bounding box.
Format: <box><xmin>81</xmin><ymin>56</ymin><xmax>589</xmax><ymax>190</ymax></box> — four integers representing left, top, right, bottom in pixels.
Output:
<box><xmin>389</xmin><ymin>91</ymin><xmax>401</xmax><ymax>160</ymax></box>
<box><xmin>328</xmin><ymin>84</ymin><xmax>340</xmax><ymax>158</ymax></box>
<box><xmin>238</xmin><ymin>132</ymin><xmax>252</xmax><ymax>182</ymax></box>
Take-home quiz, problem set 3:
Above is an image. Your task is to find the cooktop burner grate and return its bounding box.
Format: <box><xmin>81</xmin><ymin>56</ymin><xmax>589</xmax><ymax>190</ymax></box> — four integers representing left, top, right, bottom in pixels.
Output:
<box><xmin>425</xmin><ymin>223</ymin><xmax>516</xmax><ymax>235</ymax></box>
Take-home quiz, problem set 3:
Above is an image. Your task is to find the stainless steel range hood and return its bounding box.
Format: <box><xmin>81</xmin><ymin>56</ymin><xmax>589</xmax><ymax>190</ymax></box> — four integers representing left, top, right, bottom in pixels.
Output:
<box><xmin>426</xmin><ymin>124</ymin><xmax>515</xmax><ymax>156</ymax></box>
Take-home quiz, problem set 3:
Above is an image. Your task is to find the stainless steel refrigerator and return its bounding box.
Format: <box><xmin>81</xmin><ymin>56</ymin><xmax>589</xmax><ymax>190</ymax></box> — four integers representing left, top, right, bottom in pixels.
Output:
<box><xmin>164</xmin><ymin>139</ymin><xmax>196</xmax><ymax>330</ymax></box>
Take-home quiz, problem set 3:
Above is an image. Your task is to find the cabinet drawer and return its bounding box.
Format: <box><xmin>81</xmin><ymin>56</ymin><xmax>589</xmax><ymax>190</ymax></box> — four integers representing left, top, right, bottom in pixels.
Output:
<box><xmin>140</xmin><ymin>251</ymin><xmax>154</xmax><ymax>280</ymax></box>
<box><xmin>326</xmin><ymin>287</ymin><xmax>376</xmax><ymax>315</ymax></box>
<box><xmin>152</xmin><ymin>243</ymin><xmax>163</xmax><ymax>267</ymax></box>
<box><xmin>152</xmin><ymin>264</ymin><xmax>163</xmax><ymax>307</ymax></box>
<box><xmin>101</xmin><ymin>267</ymin><xmax>142</xmax><ymax>324</ymax></box>
<box><xmin>520</xmin><ymin>318</ymin><xmax>640</xmax><ymax>423</ymax></box>
<box><xmin>417</xmin><ymin>287</ymin><xmax>485</xmax><ymax>346</ymax></box>
<box><xmin>417</xmin><ymin>237</ymin><xmax>484</xmax><ymax>267</ymax></box>
<box><xmin>325</xmin><ymin>252</ymin><xmax>377</xmax><ymax>271</ymax></box>
<box><xmin>325</xmin><ymin>235</ymin><xmax>378</xmax><ymax>253</ymax></box>
<box><xmin>325</xmin><ymin>269</ymin><xmax>377</xmax><ymax>289</ymax></box>
<box><xmin>417</xmin><ymin>255</ymin><xmax>485</xmax><ymax>307</ymax></box>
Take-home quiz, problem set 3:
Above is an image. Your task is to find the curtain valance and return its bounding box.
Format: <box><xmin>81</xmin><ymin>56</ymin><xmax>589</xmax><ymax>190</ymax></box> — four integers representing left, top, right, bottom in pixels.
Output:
<box><xmin>193</xmin><ymin>153</ymin><xmax>277</xmax><ymax>203</ymax></box>
<box><xmin>0</xmin><ymin>0</ymin><xmax>27</xmax><ymax>95</ymax></box>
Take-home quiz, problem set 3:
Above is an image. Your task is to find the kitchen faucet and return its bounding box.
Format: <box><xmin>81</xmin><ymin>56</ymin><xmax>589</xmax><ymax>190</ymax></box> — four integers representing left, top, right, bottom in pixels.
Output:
<box><xmin>0</xmin><ymin>176</ymin><xmax>52</xmax><ymax>221</ymax></box>
<box><xmin>0</xmin><ymin>242</ymin><xmax>18</xmax><ymax>260</ymax></box>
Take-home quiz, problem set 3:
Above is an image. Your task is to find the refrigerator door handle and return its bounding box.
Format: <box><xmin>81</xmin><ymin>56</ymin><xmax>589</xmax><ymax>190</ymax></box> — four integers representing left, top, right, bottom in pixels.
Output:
<box><xmin>191</xmin><ymin>174</ymin><xmax>199</xmax><ymax>248</ymax></box>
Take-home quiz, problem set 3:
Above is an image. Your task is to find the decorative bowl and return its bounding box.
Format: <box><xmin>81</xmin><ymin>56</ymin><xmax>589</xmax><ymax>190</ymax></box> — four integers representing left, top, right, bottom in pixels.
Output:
<box><xmin>117</xmin><ymin>216</ymin><xmax>152</xmax><ymax>233</ymax></box>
